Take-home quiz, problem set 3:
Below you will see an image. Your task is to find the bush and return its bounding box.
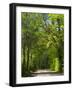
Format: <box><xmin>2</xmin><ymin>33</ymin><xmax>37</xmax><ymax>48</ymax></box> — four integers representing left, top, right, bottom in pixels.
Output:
<box><xmin>50</xmin><ymin>58</ymin><xmax>59</xmax><ymax>72</ymax></box>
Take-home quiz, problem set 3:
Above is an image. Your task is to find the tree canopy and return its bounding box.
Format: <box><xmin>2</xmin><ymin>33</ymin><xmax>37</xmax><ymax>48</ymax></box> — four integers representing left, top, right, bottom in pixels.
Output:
<box><xmin>21</xmin><ymin>12</ymin><xmax>64</xmax><ymax>77</ymax></box>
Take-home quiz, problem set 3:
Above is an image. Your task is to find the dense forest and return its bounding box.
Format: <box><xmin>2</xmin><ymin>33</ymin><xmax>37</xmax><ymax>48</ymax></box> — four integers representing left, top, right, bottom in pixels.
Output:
<box><xmin>21</xmin><ymin>12</ymin><xmax>64</xmax><ymax>77</ymax></box>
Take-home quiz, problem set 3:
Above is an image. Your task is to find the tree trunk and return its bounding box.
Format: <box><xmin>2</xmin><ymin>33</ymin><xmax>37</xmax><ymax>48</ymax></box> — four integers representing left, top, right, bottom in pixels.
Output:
<box><xmin>22</xmin><ymin>47</ymin><xmax>25</xmax><ymax>77</ymax></box>
<box><xmin>27</xmin><ymin>47</ymin><xmax>30</xmax><ymax>71</ymax></box>
<box><xmin>23</xmin><ymin>47</ymin><xmax>25</xmax><ymax>65</ymax></box>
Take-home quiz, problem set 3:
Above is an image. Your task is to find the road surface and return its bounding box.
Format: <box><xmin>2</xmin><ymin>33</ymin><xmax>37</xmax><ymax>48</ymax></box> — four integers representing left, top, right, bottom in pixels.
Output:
<box><xmin>31</xmin><ymin>69</ymin><xmax>63</xmax><ymax>77</ymax></box>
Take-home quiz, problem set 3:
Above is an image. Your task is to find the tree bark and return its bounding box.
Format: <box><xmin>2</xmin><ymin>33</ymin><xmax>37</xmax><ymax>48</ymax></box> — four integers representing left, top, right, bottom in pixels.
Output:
<box><xmin>27</xmin><ymin>47</ymin><xmax>30</xmax><ymax>71</ymax></box>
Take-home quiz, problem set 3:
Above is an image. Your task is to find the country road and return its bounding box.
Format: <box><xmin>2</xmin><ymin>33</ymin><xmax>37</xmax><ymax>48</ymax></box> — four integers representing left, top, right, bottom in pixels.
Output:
<box><xmin>31</xmin><ymin>69</ymin><xmax>63</xmax><ymax>77</ymax></box>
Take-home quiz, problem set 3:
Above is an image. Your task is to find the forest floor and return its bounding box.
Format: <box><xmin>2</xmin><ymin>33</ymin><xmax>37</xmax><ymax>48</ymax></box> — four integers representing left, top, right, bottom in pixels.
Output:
<box><xmin>32</xmin><ymin>69</ymin><xmax>63</xmax><ymax>77</ymax></box>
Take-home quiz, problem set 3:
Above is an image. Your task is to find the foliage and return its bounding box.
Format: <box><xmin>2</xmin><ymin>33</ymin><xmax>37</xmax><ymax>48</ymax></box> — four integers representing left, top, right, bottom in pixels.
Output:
<box><xmin>21</xmin><ymin>12</ymin><xmax>64</xmax><ymax>77</ymax></box>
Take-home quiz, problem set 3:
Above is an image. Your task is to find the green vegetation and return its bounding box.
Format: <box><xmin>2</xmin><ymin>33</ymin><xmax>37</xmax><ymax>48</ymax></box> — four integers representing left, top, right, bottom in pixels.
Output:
<box><xmin>21</xmin><ymin>13</ymin><xmax>64</xmax><ymax>77</ymax></box>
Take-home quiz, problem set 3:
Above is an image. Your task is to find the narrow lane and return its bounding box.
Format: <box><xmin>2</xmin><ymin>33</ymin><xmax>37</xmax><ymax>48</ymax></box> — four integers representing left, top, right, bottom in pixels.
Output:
<box><xmin>31</xmin><ymin>69</ymin><xmax>63</xmax><ymax>77</ymax></box>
